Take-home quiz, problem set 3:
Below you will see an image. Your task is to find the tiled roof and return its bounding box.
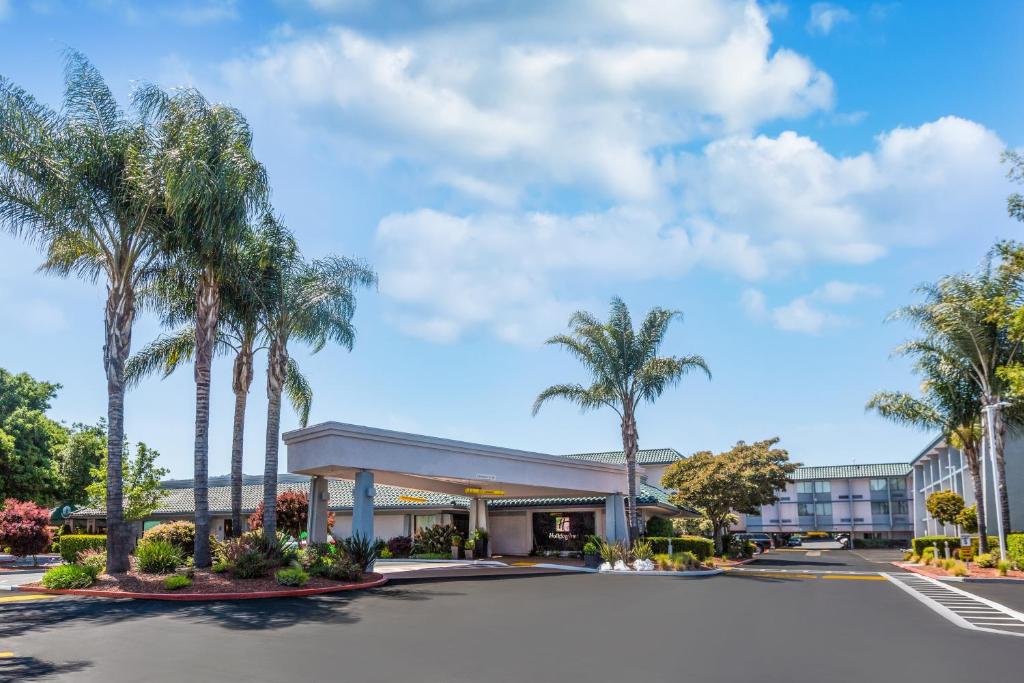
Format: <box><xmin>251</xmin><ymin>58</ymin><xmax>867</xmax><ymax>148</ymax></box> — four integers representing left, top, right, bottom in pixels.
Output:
<box><xmin>69</xmin><ymin>477</ymin><xmax>685</xmax><ymax>517</ymax></box>
<box><xmin>561</xmin><ymin>448</ymin><xmax>683</xmax><ymax>466</ymax></box>
<box><xmin>791</xmin><ymin>463</ymin><xmax>911</xmax><ymax>481</ymax></box>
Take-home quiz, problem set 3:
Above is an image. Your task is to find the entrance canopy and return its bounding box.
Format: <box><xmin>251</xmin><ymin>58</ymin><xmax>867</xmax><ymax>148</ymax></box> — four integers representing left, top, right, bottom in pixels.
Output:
<box><xmin>284</xmin><ymin>422</ymin><xmax>630</xmax><ymax>498</ymax></box>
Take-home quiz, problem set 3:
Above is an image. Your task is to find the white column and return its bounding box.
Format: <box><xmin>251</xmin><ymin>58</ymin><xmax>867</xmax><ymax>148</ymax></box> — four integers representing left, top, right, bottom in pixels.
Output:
<box><xmin>306</xmin><ymin>475</ymin><xmax>330</xmax><ymax>543</ymax></box>
<box><xmin>351</xmin><ymin>470</ymin><xmax>375</xmax><ymax>541</ymax></box>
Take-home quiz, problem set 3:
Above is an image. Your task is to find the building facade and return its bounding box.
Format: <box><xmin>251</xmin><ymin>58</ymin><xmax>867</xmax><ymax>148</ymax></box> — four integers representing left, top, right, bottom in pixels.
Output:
<box><xmin>910</xmin><ymin>434</ymin><xmax>1024</xmax><ymax>538</ymax></box>
<box><xmin>741</xmin><ymin>463</ymin><xmax>914</xmax><ymax>541</ymax></box>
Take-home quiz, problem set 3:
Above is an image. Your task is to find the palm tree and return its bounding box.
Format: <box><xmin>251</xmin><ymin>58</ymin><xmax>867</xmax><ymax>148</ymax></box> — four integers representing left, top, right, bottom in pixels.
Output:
<box><xmin>256</xmin><ymin>216</ymin><xmax>376</xmax><ymax>538</ymax></box>
<box><xmin>532</xmin><ymin>297</ymin><xmax>710</xmax><ymax>543</ymax></box>
<box><xmin>125</xmin><ymin>225</ymin><xmax>313</xmax><ymax>537</ymax></box>
<box><xmin>136</xmin><ymin>85</ymin><xmax>268</xmax><ymax>566</ymax></box>
<box><xmin>867</xmin><ymin>350</ymin><xmax>988</xmax><ymax>550</ymax></box>
<box><xmin>892</xmin><ymin>264</ymin><xmax>1024</xmax><ymax>541</ymax></box>
<box><xmin>0</xmin><ymin>52</ymin><xmax>163</xmax><ymax>572</ymax></box>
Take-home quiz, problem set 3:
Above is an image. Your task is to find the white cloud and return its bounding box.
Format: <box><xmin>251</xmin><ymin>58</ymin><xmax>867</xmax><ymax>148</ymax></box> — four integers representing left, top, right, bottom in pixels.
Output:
<box><xmin>742</xmin><ymin>280</ymin><xmax>880</xmax><ymax>334</ymax></box>
<box><xmin>675</xmin><ymin>116</ymin><xmax>1010</xmax><ymax>271</ymax></box>
<box><xmin>222</xmin><ymin>0</ymin><xmax>833</xmax><ymax>201</ymax></box>
<box><xmin>807</xmin><ymin>2</ymin><xmax>854</xmax><ymax>35</ymax></box>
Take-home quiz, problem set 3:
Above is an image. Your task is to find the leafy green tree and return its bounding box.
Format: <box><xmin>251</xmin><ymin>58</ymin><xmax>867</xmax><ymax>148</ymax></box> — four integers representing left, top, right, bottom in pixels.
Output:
<box><xmin>957</xmin><ymin>505</ymin><xmax>979</xmax><ymax>534</ymax></box>
<box><xmin>255</xmin><ymin>216</ymin><xmax>375</xmax><ymax>538</ymax></box>
<box><xmin>926</xmin><ymin>490</ymin><xmax>965</xmax><ymax>528</ymax></box>
<box><xmin>1</xmin><ymin>53</ymin><xmax>164</xmax><ymax>572</ymax></box>
<box><xmin>533</xmin><ymin>297</ymin><xmax>710</xmax><ymax>542</ymax></box>
<box><xmin>661</xmin><ymin>438</ymin><xmax>797</xmax><ymax>554</ymax></box>
<box><xmin>86</xmin><ymin>442</ymin><xmax>168</xmax><ymax>522</ymax></box>
<box><xmin>867</xmin><ymin>348</ymin><xmax>989</xmax><ymax>550</ymax></box>
<box><xmin>0</xmin><ymin>369</ymin><xmax>67</xmax><ymax>503</ymax></box>
<box><xmin>135</xmin><ymin>85</ymin><xmax>268</xmax><ymax>567</ymax></box>
<box><xmin>51</xmin><ymin>422</ymin><xmax>106</xmax><ymax>505</ymax></box>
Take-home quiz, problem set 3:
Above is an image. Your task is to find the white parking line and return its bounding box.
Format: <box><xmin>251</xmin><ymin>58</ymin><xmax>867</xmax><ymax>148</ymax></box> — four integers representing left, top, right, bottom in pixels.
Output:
<box><xmin>885</xmin><ymin>573</ymin><xmax>1024</xmax><ymax>638</ymax></box>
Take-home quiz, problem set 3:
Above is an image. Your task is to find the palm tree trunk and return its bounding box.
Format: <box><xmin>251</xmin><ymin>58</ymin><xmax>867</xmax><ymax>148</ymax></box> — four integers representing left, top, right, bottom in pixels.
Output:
<box><xmin>993</xmin><ymin>408</ymin><xmax>1011</xmax><ymax>545</ymax></box>
<box><xmin>620</xmin><ymin>406</ymin><xmax>641</xmax><ymax>544</ymax></box>
<box><xmin>230</xmin><ymin>343</ymin><xmax>254</xmax><ymax>538</ymax></box>
<box><xmin>965</xmin><ymin>445</ymin><xmax>989</xmax><ymax>554</ymax></box>
<box><xmin>192</xmin><ymin>269</ymin><xmax>221</xmax><ymax>568</ymax></box>
<box><xmin>103</xmin><ymin>278</ymin><xmax>135</xmax><ymax>573</ymax></box>
<box><xmin>262</xmin><ymin>334</ymin><xmax>288</xmax><ymax>539</ymax></box>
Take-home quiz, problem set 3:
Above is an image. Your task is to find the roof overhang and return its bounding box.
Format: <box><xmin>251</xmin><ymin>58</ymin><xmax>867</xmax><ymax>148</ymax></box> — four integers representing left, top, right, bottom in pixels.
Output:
<box><xmin>284</xmin><ymin>422</ymin><xmax>630</xmax><ymax>498</ymax></box>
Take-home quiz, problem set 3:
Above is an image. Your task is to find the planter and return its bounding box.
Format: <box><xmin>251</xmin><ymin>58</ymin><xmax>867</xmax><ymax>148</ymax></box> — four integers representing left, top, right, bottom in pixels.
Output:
<box><xmin>451</xmin><ymin>546</ymin><xmax>460</xmax><ymax>560</ymax></box>
<box><xmin>583</xmin><ymin>553</ymin><xmax>602</xmax><ymax>569</ymax></box>
<box><xmin>465</xmin><ymin>549</ymin><xmax>475</xmax><ymax>560</ymax></box>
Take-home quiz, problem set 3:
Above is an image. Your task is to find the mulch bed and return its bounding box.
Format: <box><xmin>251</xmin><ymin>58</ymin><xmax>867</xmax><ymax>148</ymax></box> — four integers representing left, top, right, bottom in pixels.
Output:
<box><xmin>898</xmin><ymin>562</ymin><xmax>1024</xmax><ymax>580</ymax></box>
<box><xmin>21</xmin><ymin>569</ymin><xmax>386</xmax><ymax>599</ymax></box>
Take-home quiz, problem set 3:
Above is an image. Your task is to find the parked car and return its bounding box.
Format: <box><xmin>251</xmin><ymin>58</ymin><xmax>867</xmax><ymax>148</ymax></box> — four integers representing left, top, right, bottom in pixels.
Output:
<box><xmin>736</xmin><ymin>533</ymin><xmax>773</xmax><ymax>552</ymax></box>
<box><xmin>787</xmin><ymin>535</ymin><xmax>802</xmax><ymax>547</ymax></box>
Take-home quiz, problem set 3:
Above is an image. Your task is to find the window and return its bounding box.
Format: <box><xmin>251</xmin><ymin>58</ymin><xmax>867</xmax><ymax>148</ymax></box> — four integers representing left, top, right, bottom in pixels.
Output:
<box><xmin>815</xmin><ymin>502</ymin><xmax>832</xmax><ymax>516</ymax></box>
<box><xmin>871</xmin><ymin>501</ymin><xmax>890</xmax><ymax>515</ymax></box>
<box><xmin>796</xmin><ymin>482</ymin><xmax>813</xmax><ymax>494</ymax></box>
<box><xmin>892</xmin><ymin>500</ymin><xmax>909</xmax><ymax>515</ymax></box>
<box><xmin>889</xmin><ymin>478</ymin><xmax>907</xmax><ymax>492</ymax></box>
<box><xmin>870</xmin><ymin>478</ymin><xmax>887</xmax><ymax>491</ymax></box>
<box><xmin>798</xmin><ymin>503</ymin><xmax>814</xmax><ymax>516</ymax></box>
<box><xmin>813</xmin><ymin>481</ymin><xmax>831</xmax><ymax>494</ymax></box>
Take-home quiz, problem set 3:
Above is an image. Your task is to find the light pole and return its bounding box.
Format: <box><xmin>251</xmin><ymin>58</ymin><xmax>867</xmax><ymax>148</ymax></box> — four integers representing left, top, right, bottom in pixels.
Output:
<box><xmin>984</xmin><ymin>400</ymin><xmax>1011</xmax><ymax>561</ymax></box>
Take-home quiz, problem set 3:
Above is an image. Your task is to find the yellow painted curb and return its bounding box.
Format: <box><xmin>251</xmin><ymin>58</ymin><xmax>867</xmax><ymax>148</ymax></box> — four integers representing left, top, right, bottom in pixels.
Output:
<box><xmin>0</xmin><ymin>652</ymin><xmax>14</xmax><ymax>658</ymax></box>
<box><xmin>0</xmin><ymin>593</ymin><xmax>58</xmax><ymax>603</ymax></box>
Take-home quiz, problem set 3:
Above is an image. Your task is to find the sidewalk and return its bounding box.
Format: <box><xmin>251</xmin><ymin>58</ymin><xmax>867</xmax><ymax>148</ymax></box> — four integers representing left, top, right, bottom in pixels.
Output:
<box><xmin>376</xmin><ymin>558</ymin><xmax>590</xmax><ymax>582</ymax></box>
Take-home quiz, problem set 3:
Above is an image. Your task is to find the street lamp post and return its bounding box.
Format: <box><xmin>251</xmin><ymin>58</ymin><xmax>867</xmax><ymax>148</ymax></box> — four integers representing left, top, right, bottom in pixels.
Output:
<box><xmin>984</xmin><ymin>400</ymin><xmax>1011</xmax><ymax>561</ymax></box>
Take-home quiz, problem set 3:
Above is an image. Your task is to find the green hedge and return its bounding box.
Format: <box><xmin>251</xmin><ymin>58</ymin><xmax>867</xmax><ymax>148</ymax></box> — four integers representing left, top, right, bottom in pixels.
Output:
<box><xmin>970</xmin><ymin>536</ymin><xmax>999</xmax><ymax>555</ymax></box>
<box><xmin>911</xmin><ymin>536</ymin><xmax>960</xmax><ymax>557</ymax></box>
<box><xmin>644</xmin><ymin>536</ymin><xmax>713</xmax><ymax>560</ymax></box>
<box><xmin>1008</xmin><ymin>534</ymin><xmax>1024</xmax><ymax>568</ymax></box>
<box><xmin>59</xmin><ymin>535</ymin><xmax>106</xmax><ymax>563</ymax></box>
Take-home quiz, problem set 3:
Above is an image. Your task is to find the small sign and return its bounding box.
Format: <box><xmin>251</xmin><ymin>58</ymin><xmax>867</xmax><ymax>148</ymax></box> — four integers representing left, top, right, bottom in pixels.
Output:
<box><xmin>464</xmin><ymin>487</ymin><xmax>506</xmax><ymax>496</ymax></box>
<box><xmin>475</xmin><ymin>474</ymin><xmax>497</xmax><ymax>481</ymax></box>
<box><xmin>398</xmin><ymin>495</ymin><xmax>428</xmax><ymax>503</ymax></box>
<box><xmin>960</xmin><ymin>534</ymin><xmax>971</xmax><ymax>547</ymax></box>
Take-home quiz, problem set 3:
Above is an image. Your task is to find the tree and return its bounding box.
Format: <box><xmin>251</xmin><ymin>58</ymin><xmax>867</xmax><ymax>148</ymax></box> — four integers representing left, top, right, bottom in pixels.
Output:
<box><xmin>661</xmin><ymin>438</ymin><xmax>797</xmax><ymax>554</ymax></box>
<box><xmin>892</xmin><ymin>261</ymin><xmax>1024</xmax><ymax>544</ymax></box>
<box><xmin>247</xmin><ymin>489</ymin><xmax>334</xmax><ymax>539</ymax></box>
<box><xmin>957</xmin><ymin>505</ymin><xmax>979</xmax><ymax>534</ymax></box>
<box><xmin>51</xmin><ymin>422</ymin><xmax>106</xmax><ymax>505</ymax></box>
<box><xmin>126</xmin><ymin>225</ymin><xmax>311</xmax><ymax>538</ymax></box>
<box><xmin>0</xmin><ymin>499</ymin><xmax>53</xmax><ymax>565</ymax></box>
<box><xmin>533</xmin><ymin>297</ymin><xmax>710</xmax><ymax>542</ymax></box>
<box><xmin>1</xmin><ymin>53</ymin><xmax>164</xmax><ymax>572</ymax></box>
<box><xmin>86</xmin><ymin>442</ymin><xmax>168</xmax><ymax>522</ymax></box>
<box><xmin>926</xmin><ymin>490</ymin><xmax>965</xmax><ymax>528</ymax></box>
<box><xmin>866</xmin><ymin>347</ymin><xmax>989</xmax><ymax>550</ymax></box>
<box><xmin>0</xmin><ymin>368</ymin><xmax>67</xmax><ymax>503</ymax></box>
<box><xmin>135</xmin><ymin>85</ymin><xmax>268</xmax><ymax>567</ymax></box>
<box><xmin>255</xmin><ymin>217</ymin><xmax>375</xmax><ymax>539</ymax></box>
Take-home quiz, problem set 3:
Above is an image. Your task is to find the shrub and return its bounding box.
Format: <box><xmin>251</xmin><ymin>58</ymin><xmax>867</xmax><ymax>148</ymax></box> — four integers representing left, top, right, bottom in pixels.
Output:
<box><xmin>41</xmin><ymin>564</ymin><xmax>95</xmax><ymax>589</ymax></box>
<box><xmin>644</xmin><ymin>516</ymin><xmax>674</xmax><ymax>537</ymax></box>
<box><xmin>0</xmin><ymin>499</ymin><xmax>53</xmax><ymax>562</ymax></box>
<box><xmin>409</xmin><ymin>552</ymin><xmax>450</xmax><ymax>560</ymax></box>
<box><xmin>1007</xmin><ymin>534</ymin><xmax>1024</xmax><ymax>569</ymax></box>
<box><xmin>142</xmin><ymin>521</ymin><xmax>198</xmax><ymax>557</ymax></box>
<box><xmin>276</xmin><ymin>566</ymin><xmax>310</xmax><ymax>587</ymax></box>
<box><xmin>975</xmin><ymin>553</ymin><xmax>996</xmax><ymax>568</ymax></box>
<box><xmin>337</xmin><ymin>533</ymin><xmax>382</xmax><ymax>572</ymax></box>
<box><xmin>248</xmin><ymin>490</ymin><xmax>334</xmax><ymax>539</ymax></box>
<box><xmin>163</xmin><ymin>574</ymin><xmax>192</xmax><ymax>590</ymax></box>
<box><xmin>902</xmin><ymin>551</ymin><xmax>915</xmax><ymax>561</ymax></box>
<box><xmin>58</xmin><ymin>535</ymin><xmax>106</xmax><ymax>563</ymax></box>
<box><xmin>379</xmin><ymin>547</ymin><xmax>394</xmax><ymax>559</ymax></box>
<box><xmin>211</xmin><ymin>560</ymin><xmax>230</xmax><ymax>574</ymax></box>
<box><xmin>134</xmin><ymin>539</ymin><xmax>183</xmax><ymax>574</ymax></box>
<box><xmin>727</xmin><ymin>536</ymin><xmax>755</xmax><ymax>560</ymax></box>
<box><xmin>386</xmin><ymin>535</ymin><xmax>413</xmax><ymax>558</ymax></box>
<box><xmin>970</xmin><ymin>536</ymin><xmax>999</xmax><ymax>556</ymax></box>
<box><xmin>582</xmin><ymin>540</ymin><xmax>600</xmax><ymax>556</ymax></box>
<box><xmin>413</xmin><ymin>524</ymin><xmax>458</xmax><ymax>555</ymax></box>
<box><xmin>921</xmin><ymin>547</ymin><xmax>935</xmax><ymax>565</ymax></box>
<box><xmin>631</xmin><ymin>538</ymin><xmax>653</xmax><ymax>561</ymax></box>
<box><xmin>77</xmin><ymin>548</ymin><xmax>106</xmax><ymax>577</ymax></box>
<box><xmin>912</xmin><ymin>536</ymin><xmax>960</xmax><ymax>558</ymax></box>
<box><xmin>950</xmin><ymin>561</ymin><xmax>968</xmax><ymax>577</ymax></box>
<box><xmin>998</xmin><ymin>560</ymin><xmax>1011</xmax><ymax>576</ymax></box>
<box><xmin>233</xmin><ymin>549</ymin><xmax>269</xmax><ymax>579</ymax></box>
<box><xmin>643</xmin><ymin>536</ymin><xmax>714</xmax><ymax>560</ymax></box>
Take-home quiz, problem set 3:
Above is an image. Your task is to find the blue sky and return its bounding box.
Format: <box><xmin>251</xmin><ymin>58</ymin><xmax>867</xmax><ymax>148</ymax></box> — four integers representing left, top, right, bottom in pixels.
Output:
<box><xmin>1</xmin><ymin>1</ymin><xmax>1023</xmax><ymax>479</ymax></box>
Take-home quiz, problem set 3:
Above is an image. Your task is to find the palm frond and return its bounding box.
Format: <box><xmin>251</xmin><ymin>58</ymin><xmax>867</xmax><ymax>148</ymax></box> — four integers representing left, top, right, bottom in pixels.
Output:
<box><xmin>124</xmin><ymin>327</ymin><xmax>196</xmax><ymax>388</ymax></box>
<box><xmin>532</xmin><ymin>383</ymin><xmax>616</xmax><ymax>416</ymax></box>
<box><xmin>284</xmin><ymin>357</ymin><xmax>313</xmax><ymax>428</ymax></box>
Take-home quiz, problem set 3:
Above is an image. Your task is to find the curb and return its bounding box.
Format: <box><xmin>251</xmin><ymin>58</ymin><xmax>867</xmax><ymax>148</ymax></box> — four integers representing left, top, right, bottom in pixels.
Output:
<box><xmin>893</xmin><ymin>562</ymin><xmax>1024</xmax><ymax>583</ymax></box>
<box><xmin>15</xmin><ymin>573</ymin><xmax>388</xmax><ymax>601</ymax></box>
<box><xmin>598</xmin><ymin>568</ymin><xmax>722</xmax><ymax>577</ymax></box>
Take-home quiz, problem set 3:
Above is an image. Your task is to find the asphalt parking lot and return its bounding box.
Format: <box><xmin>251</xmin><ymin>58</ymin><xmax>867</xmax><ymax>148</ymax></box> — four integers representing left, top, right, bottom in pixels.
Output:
<box><xmin>2</xmin><ymin>563</ymin><xmax>1021</xmax><ymax>683</ymax></box>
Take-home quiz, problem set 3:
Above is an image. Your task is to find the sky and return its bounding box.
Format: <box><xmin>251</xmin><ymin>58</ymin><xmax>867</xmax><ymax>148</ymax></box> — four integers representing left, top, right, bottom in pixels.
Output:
<box><xmin>1</xmin><ymin>0</ymin><xmax>1023</xmax><ymax>479</ymax></box>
